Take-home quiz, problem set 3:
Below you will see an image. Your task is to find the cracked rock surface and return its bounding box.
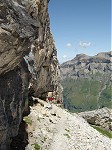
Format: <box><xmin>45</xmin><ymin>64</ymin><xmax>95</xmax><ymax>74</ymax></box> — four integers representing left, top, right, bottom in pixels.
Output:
<box><xmin>0</xmin><ymin>0</ymin><xmax>62</xmax><ymax>149</ymax></box>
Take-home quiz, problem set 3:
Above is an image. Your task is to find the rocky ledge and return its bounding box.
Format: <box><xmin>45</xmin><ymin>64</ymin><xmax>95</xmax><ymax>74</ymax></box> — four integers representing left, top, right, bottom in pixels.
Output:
<box><xmin>21</xmin><ymin>100</ymin><xmax>111</xmax><ymax>150</ymax></box>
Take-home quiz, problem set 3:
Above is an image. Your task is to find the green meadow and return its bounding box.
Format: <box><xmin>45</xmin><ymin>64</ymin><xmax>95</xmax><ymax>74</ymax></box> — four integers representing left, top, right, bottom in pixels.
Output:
<box><xmin>62</xmin><ymin>77</ymin><xmax>111</xmax><ymax>112</ymax></box>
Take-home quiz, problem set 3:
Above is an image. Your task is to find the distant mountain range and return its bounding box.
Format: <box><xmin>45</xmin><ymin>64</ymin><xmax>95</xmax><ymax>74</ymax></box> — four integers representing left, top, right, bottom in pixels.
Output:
<box><xmin>60</xmin><ymin>51</ymin><xmax>111</xmax><ymax>112</ymax></box>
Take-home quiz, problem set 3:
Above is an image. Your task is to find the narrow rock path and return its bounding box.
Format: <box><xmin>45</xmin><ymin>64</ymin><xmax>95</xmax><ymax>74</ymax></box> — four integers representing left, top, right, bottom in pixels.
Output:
<box><xmin>49</xmin><ymin>112</ymin><xmax>69</xmax><ymax>150</ymax></box>
<box><xmin>25</xmin><ymin>100</ymin><xmax>111</xmax><ymax>150</ymax></box>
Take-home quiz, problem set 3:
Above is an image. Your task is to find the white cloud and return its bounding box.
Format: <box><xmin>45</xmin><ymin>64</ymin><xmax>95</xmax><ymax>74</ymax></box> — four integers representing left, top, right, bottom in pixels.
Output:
<box><xmin>66</xmin><ymin>43</ymin><xmax>72</xmax><ymax>47</ymax></box>
<box><xmin>62</xmin><ymin>55</ymin><xmax>67</xmax><ymax>58</ymax></box>
<box><xmin>79</xmin><ymin>41</ymin><xmax>91</xmax><ymax>48</ymax></box>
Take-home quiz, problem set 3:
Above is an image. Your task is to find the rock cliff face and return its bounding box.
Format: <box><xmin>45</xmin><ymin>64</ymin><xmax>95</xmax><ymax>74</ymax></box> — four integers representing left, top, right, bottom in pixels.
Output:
<box><xmin>60</xmin><ymin>52</ymin><xmax>111</xmax><ymax>112</ymax></box>
<box><xmin>0</xmin><ymin>0</ymin><xmax>62</xmax><ymax>149</ymax></box>
<box><xmin>60</xmin><ymin>52</ymin><xmax>111</xmax><ymax>79</ymax></box>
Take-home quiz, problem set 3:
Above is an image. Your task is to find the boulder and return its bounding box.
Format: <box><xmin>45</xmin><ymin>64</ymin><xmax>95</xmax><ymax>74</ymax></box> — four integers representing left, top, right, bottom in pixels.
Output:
<box><xmin>79</xmin><ymin>107</ymin><xmax>112</xmax><ymax>131</ymax></box>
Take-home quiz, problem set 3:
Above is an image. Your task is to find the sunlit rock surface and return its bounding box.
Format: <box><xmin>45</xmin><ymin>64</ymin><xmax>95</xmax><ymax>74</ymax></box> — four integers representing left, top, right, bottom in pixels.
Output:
<box><xmin>79</xmin><ymin>107</ymin><xmax>112</xmax><ymax>131</ymax></box>
<box><xmin>0</xmin><ymin>0</ymin><xmax>62</xmax><ymax>149</ymax></box>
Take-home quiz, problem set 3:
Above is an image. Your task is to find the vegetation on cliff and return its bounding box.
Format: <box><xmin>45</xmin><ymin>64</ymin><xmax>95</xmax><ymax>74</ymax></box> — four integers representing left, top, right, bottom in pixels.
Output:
<box><xmin>61</xmin><ymin>52</ymin><xmax>111</xmax><ymax>112</ymax></box>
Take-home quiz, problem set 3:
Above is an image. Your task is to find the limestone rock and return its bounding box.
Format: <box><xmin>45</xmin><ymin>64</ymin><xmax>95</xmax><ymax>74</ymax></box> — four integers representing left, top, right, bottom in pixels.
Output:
<box><xmin>24</xmin><ymin>100</ymin><xmax>111</xmax><ymax>150</ymax></box>
<box><xmin>60</xmin><ymin>52</ymin><xmax>111</xmax><ymax>112</ymax></box>
<box><xmin>79</xmin><ymin>107</ymin><xmax>112</xmax><ymax>131</ymax></box>
<box><xmin>60</xmin><ymin>51</ymin><xmax>111</xmax><ymax>79</ymax></box>
<box><xmin>0</xmin><ymin>0</ymin><xmax>62</xmax><ymax>149</ymax></box>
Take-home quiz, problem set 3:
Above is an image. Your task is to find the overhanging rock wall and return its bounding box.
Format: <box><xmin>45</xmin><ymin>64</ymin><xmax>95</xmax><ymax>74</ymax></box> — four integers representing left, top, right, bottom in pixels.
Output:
<box><xmin>0</xmin><ymin>0</ymin><xmax>62</xmax><ymax>149</ymax></box>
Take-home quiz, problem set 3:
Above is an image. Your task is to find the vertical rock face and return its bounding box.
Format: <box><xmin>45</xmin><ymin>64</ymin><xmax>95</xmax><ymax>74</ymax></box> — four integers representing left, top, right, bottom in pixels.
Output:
<box><xmin>0</xmin><ymin>0</ymin><xmax>62</xmax><ymax>149</ymax></box>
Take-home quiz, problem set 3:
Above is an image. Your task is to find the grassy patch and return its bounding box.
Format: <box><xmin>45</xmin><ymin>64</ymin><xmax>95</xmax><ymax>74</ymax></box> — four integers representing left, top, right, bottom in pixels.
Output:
<box><xmin>63</xmin><ymin>133</ymin><xmax>70</xmax><ymax>138</ymax></box>
<box><xmin>62</xmin><ymin>77</ymin><xmax>111</xmax><ymax>112</ymax></box>
<box><xmin>91</xmin><ymin>125</ymin><xmax>112</xmax><ymax>138</ymax></box>
<box><xmin>23</xmin><ymin>116</ymin><xmax>32</xmax><ymax>126</ymax></box>
<box><xmin>65</xmin><ymin>129</ymin><xmax>70</xmax><ymax>132</ymax></box>
<box><xmin>32</xmin><ymin>143</ymin><xmax>41</xmax><ymax>150</ymax></box>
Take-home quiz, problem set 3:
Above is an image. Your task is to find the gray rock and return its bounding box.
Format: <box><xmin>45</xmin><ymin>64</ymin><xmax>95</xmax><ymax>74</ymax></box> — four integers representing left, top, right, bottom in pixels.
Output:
<box><xmin>60</xmin><ymin>51</ymin><xmax>111</xmax><ymax>80</ymax></box>
<box><xmin>26</xmin><ymin>101</ymin><xmax>111</xmax><ymax>150</ymax></box>
<box><xmin>0</xmin><ymin>0</ymin><xmax>62</xmax><ymax>149</ymax></box>
<box><xmin>79</xmin><ymin>107</ymin><xmax>112</xmax><ymax>131</ymax></box>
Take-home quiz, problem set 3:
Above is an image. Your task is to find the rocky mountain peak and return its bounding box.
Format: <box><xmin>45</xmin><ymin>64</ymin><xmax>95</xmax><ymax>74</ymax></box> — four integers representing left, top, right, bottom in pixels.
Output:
<box><xmin>60</xmin><ymin>51</ymin><xmax>111</xmax><ymax>113</ymax></box>
<box><xmin>75</xmin><ymin>53</ymin><xmax>90</xmax><ymax>60</ymax></box>
<box><xmin>61</xmin><ymin>51</ymin><xmax>111</xmax><ymax>79</ymax></box>
<box><xmin>96</xmin><ymin>51</ymin><xmax>111</xmax><ymax>58</ymax></box>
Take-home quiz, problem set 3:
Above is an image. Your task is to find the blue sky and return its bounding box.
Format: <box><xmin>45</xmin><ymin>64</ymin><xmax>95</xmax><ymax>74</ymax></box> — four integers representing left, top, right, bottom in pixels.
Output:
<box><xmin>48</xmin><ymin>0</ymin><xmax>111</xmax><ymax>64</ymax></box>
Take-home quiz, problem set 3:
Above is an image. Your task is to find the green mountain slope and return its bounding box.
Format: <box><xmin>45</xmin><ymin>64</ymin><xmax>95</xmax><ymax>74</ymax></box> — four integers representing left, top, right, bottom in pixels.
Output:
<box><xmin>62</xmin><ymin>77</ymin><xmax>111</xmax><ymax>112</ymax></box>
<box><xmin>60</xmin><ymin>52</ymin><xmax>111</xmax><ymax>112</ymax></box>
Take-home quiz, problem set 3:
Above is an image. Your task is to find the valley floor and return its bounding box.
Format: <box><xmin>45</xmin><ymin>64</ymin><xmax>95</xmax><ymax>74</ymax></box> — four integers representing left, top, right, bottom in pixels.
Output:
<box><xmin>25</xmin><ymin>99</ymin><xmax>111</xmax><ymax>150</ymax></box>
